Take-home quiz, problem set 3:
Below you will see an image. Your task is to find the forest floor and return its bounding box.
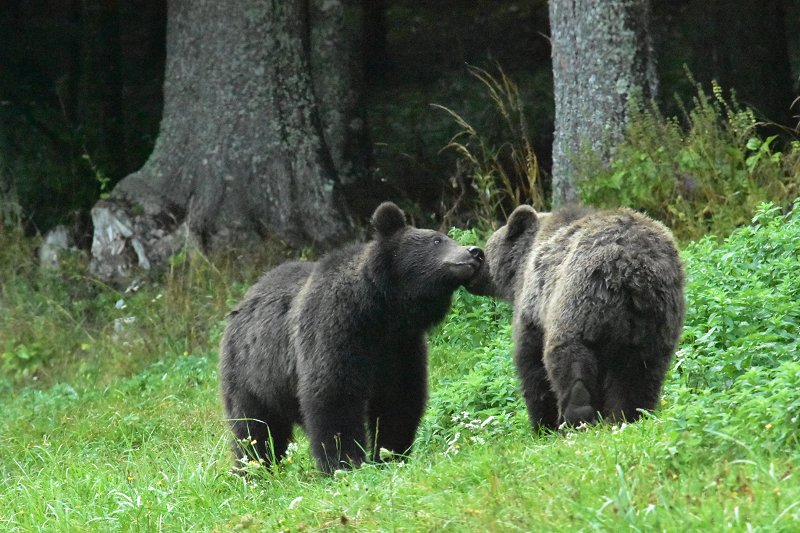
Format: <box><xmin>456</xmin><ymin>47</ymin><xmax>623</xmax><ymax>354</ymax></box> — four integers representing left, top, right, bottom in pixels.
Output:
<box><xmin>1</xmin><ymin>202</ymin><xmax>800</xmax><ymax>531</ymax></box>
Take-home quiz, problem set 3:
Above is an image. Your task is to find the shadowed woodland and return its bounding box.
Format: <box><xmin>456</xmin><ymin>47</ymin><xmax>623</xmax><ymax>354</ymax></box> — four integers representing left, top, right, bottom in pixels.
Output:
<box><xmin>1</xmin><ymin>0</ymin><xmax>798</xmax><ymax>240</ymax></box>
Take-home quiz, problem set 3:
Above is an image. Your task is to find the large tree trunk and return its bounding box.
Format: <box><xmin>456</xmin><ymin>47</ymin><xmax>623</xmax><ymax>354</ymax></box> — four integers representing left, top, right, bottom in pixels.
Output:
<box><xmin>549</xmin><ymin>0</ymin><xmax>658</xmax><ymax>207</ymax></box>
<box><xmin>90</xmin><ymin>0</ymin><xmax>364</xmax><ymax>282</ymax></box>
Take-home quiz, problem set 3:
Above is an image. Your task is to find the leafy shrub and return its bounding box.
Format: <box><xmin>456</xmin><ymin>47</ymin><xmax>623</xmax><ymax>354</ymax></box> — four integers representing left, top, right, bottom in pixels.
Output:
<box><xmin>674</xmin><ymin>202</ymin><xmax>800</xmax><ymax>389</ymax></box>
<box><xmin>579</xmin><ymin>78</ymin><xmax>800</xmax><ymax>241</ymax></box>
<box><xmin>662</xmin><ymin>201</ymin><xmax>800</xmax><ymax>458</ymax></box>
<box><xmin>664</xmin><ymin>361</ymin><xmax>800</xmax><ymax>464</ymax></box>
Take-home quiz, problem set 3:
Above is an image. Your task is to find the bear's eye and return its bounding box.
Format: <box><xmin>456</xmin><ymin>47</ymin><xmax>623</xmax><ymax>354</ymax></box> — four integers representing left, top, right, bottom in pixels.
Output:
<box><xmin>433</xmin><ymin>237</ymin><xmax>442</xmax><ymax>245</ymax></box>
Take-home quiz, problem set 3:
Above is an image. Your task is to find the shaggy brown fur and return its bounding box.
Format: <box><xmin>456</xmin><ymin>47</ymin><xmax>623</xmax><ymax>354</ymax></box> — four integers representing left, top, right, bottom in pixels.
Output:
<box><xmin>219</xmin><ymin>202</ymin><xmax>484</xmax><ymax>473</ymax></box>
<box><xmin>468</xmin><ymin>205</ymin><xmax>685</xmax><ymax>429</ymax></box>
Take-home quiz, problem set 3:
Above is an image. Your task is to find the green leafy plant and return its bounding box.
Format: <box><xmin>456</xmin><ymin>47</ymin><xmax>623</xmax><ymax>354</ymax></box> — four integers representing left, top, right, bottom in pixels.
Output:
<box><xmin>579</xmin><ymin>77</ymin><xmax>800</xmax><ymax>241</ymax></box>
<box><xmin>1</xmin><ymin>341</ymin><xmax>44</xmax><ymax>377</ymax></box>
<box><xmin>81</xmin><ymin>151</ymin><xmax>112</xmax><ymax>199</ymax></box>
<box><xmin>660</xmin><ymin>201</ymin><xmax>800</xmax><ymax>462</ymax></box>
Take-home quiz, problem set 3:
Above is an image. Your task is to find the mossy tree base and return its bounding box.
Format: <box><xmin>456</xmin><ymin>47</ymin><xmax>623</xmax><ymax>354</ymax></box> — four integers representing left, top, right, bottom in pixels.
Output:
<box><xmin>89</xmin><ymin>0</ymin><xmax>365</xmax><ymax>281</ymax></box>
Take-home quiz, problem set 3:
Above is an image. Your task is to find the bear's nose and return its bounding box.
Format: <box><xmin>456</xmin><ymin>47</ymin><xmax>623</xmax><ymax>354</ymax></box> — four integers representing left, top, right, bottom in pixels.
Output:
<box><xmin>467</xmin><ymin>246</ymin><xmax>484</xmax><ymax>262</ymax></box>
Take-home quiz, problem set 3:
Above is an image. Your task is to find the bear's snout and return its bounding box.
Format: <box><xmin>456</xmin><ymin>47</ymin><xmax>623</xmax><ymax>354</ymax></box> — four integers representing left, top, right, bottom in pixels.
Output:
<box><xmin>467</xmin><ymin>246</ymin><xmax>484</xmax><ymax>263</ymax></box>
<box><xmin>451</xmin><ymin>245</ymin><xmax>484</xmax><ymax>280</ymax></box>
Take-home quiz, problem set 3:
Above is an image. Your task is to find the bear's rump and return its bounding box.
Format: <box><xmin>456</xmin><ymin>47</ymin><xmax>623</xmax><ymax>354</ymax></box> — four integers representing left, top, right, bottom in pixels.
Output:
<box><xmin>547</xmin><ymin>259</ymin><xmax>678</xmax><ymax>357</ymax></box>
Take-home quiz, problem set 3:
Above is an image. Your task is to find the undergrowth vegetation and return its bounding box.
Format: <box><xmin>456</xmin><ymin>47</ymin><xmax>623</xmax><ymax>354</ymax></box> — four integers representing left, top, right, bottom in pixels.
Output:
<box><xmin>664</xmin><ymin>202</ymin><xmax>800</xmax><ymax>458</ymax></box>
<box><xmin>579</xmin><ymin>79</ymin><xmax>800</xmax><ymax>241</ymax></box>
<box><xmin>2</xmin><ymin>202</ymin><xmax>800</xmax><ymax>530</ymax></box>
<box><xmin>0</xmin><ymin>235</ymin><xmax>291</xmax><ymax>387</ymax></box>
<box><xmin>434</xmin><ymin>65</ymin><xmax>547</xmax><ymax>224</ymax></box>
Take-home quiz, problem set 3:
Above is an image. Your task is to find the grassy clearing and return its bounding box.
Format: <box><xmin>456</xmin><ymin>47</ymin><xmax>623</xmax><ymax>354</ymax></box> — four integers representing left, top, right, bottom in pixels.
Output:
<box><xmin>2</xmin><ymin>202</ymin><xmax>800</xmax><ymax>531</ymax></box>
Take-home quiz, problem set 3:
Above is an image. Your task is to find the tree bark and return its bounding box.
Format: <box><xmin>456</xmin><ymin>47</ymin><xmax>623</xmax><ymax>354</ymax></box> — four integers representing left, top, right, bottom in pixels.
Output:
<box><xmin>90</xmin><ymin>0</ymin><xmax>363</xmax><ymax>282</ymax></box>
<box><xmin>549</xmin><ymin>0</ymin><xmax>657</xmax><ymax>207</ymax></box>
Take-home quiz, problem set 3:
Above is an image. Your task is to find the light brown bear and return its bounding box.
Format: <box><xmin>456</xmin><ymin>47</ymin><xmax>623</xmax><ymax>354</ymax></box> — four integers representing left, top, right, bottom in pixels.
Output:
<box><xmin>468</xmin><ymin>205</ymin><xmax>685</xmax><ymax>429</ymax></box>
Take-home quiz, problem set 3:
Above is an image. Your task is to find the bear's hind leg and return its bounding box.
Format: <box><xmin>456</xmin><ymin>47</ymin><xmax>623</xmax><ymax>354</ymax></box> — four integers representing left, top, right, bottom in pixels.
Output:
<box><xmin>543</xmin><ymin>338</ymin><xmax>601</xmax><ymax>426</ymax></box>
<box><xmin>514</xmin><ymin>324</ymin><xmax>559</xmax><ymax>430</ymax></box>
<box><xmin>602</xmin><ymin>347</ymin><xmax>671</xmax><ymax>423</ymax></box>
<box><xmin>226</xmin><ymin>389</ymin><xmax>292</xmax><ymax>469</ymax></box>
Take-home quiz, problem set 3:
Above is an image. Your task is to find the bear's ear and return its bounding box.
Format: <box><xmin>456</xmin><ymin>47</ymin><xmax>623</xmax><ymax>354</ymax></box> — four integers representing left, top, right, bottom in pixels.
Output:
<box><xmin>506</xmin><ymin>205</ymin><xmax>538</xmax><ymax>240</ymax></box>
<box><xmin>372</xmin><ymin>201</ymin><xmax>407</xmax><ymax>237</ymax></box>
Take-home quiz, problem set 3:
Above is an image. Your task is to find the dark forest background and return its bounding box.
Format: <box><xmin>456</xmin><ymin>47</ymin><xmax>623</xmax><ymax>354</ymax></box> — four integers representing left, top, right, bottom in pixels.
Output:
<box><xmin>1</xmin><ymin>0</ymin><xmax>798</xmax><ymax>236</ymax></box>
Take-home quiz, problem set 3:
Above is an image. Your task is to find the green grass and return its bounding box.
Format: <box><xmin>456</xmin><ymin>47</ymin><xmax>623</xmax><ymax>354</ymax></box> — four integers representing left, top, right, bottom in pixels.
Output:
<box><xmin>2</xmin><ymin>202</ymin><xmax>800</xmax><ymax>531</ymax></box>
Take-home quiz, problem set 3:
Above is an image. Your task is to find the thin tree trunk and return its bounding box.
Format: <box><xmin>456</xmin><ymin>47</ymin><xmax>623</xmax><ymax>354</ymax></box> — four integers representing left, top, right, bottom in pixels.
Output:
<box><xmin>549</xmin><ymin>0</ymin><xmax>657</xmax><ymax>207</ymax></box>
<box><xmin>90</xmin><ymin>0</ymin><xmax>363</xmax><ymax>282</ymax></box>
<box><xmin>0</xmin><ymin>111</ymin><xmax>21</xmax><ymax>230</ymax></box>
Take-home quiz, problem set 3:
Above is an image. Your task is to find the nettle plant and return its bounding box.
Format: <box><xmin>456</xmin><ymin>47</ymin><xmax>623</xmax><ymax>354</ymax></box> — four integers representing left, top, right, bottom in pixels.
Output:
<box><xmin>661</xmin><ymin>201</ymin><xmax>800</xmax><ymax>456</ymax></box>
<box><xmin>674</xmin><ymin>201</ymin><xmax>800</xmax><ymax>390</ymax></box>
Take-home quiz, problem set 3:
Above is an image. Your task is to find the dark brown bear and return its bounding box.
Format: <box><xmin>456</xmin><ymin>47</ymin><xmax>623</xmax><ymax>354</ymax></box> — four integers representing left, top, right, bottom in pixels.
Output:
<box><xmin>468</xmin><ymin>205</ymin><xmax>685</xmax><ymax>429</ymax></box>
<box><xmin>219</xmin><ymin>202</ymin><xmax>484</xmax><ymax>473</ymax></box>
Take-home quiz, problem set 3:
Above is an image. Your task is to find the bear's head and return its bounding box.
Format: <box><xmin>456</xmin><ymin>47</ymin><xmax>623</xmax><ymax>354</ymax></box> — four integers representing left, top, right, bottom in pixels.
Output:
<box><xmin>370</xmin><ymin>201</ymin><xmax>484</xmax><ymax>306</ymax></box>
<box><xmin>466</xmin><ymin>204</ymin><xmax>544</xmax><ymax>301</ymax></box>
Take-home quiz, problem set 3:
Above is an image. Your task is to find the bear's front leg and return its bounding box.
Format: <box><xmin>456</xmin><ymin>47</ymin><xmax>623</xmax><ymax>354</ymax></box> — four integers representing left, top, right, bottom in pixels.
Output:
<box><xmin>514</xmin><ymin>319</ymin><xmax>559</xmax><ymax>430</ymax></box>
<box><xmin>300</xmin><ymin>387</ymin><xmax>369</xmax><ymax>474</ymax></box>
<box><xmin>368</xmin><ymin>336</ymin><xmax>428</xmax><ymax>461</ymax></box>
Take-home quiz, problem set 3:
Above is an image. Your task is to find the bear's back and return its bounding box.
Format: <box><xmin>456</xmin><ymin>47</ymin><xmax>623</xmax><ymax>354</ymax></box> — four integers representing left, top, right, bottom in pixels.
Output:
<box><xmin>535</xmin><ymin>208</ymin><xmax>681</xmax><ymax>288</ymax></box>
<box><xmin>293</xmin><ymin>242</ymin><xmax>377</xmax><ymax>323</ymax></box>
<box><xmin>522</xmin><ymin>208</ymin><xmax>684</xmax><ymax>349</ymax></box>
<box><xmin>219</xmin><ymin>260</ymin><xmax>314</xmax><ymax>412</ymax></box>
<box><xmin>243</xmin><ymin>261</ymin><xmax>315</xmax><ymax>310</ymax></box>
<box><xmin>564</xmin><ymin>209</ymin><xmax>682</xmax><ymax>289</ymax></box>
